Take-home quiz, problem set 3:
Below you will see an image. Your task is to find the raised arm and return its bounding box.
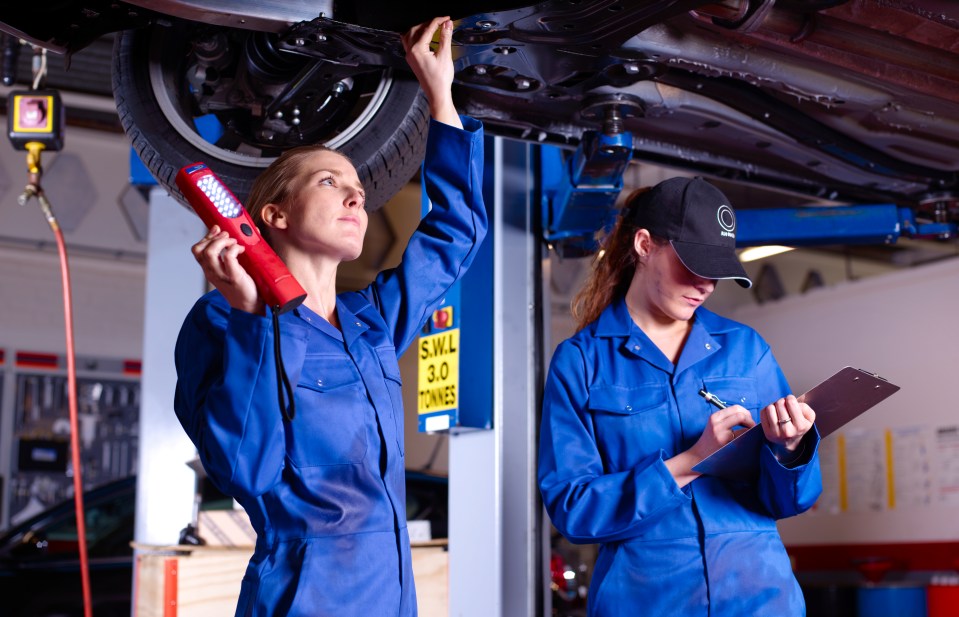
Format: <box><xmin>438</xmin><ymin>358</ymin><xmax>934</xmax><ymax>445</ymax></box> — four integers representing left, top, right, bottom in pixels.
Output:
<box><xmin>361</xmin><ymin>17</ymin><xmax>487</xmax><ymax>354</ymax></box>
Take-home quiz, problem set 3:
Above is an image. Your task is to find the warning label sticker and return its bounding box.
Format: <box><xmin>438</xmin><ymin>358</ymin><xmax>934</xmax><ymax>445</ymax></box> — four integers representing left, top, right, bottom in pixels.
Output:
<box><xmin>418</xmin><ymin>329</ymin><xmax>460</xmax><ymax>414</ymax></box>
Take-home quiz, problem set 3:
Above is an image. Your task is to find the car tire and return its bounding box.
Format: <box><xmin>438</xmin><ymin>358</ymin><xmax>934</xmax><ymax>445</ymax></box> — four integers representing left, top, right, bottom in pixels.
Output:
<box><xmin>112</xmin><ymin>21</ymin><xmax>429</xmax><ymax>211</ymax></box>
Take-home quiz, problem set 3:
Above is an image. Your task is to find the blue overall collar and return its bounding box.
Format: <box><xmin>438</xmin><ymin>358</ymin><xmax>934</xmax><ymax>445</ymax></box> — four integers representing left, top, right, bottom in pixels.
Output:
<box><xmin>594</xmin><ymin>296</ymin><xmax>730</xmax><ymax>375</ymax></box>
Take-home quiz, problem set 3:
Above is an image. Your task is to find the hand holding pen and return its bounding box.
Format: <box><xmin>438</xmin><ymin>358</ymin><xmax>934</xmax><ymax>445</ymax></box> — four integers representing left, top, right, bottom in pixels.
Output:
<box><xmin>664</xmin><ymin>388</ymin><xmax>755</xmax><ymax>487</ymax></box>
<box><xmin>690</xmin><ymin>389</ymin><xmax>756</xmax><ymax>452</ymax></box>
<box><xmin>700</xmin><ymin>388</ymin><xmax>816</xmax><ymax>458</ymax></box>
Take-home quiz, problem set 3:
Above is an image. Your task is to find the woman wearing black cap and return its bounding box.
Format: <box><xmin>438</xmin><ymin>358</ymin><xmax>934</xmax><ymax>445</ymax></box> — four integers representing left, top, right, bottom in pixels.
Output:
<box><xmin>538</xmin><ymin>177</ymin><xmax>822</xmax><ymax>616</ymax></box>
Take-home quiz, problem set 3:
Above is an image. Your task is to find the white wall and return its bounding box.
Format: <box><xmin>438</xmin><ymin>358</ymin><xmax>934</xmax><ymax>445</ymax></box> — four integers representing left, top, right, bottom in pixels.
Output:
<box><xmin>730</xmin><ymin>257</ymin><xmax>959</xmax><ymax>544</ymax></box>
<box><xmin>0</xmin><ymin>247</ymin><xmax>145</xmax><ymax>354</ymax></box>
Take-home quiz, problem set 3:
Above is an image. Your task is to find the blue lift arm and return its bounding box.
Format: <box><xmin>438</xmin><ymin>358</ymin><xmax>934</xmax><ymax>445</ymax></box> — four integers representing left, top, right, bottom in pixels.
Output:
<box><xmin>541</xmin><ymin>132</ymin><xmax>957</xmax><ymax>252</ymax></box>
<box><xmin>735</xmin><ymin>205</ymin><xmax>957</xmax><ymax>246</ymax></box>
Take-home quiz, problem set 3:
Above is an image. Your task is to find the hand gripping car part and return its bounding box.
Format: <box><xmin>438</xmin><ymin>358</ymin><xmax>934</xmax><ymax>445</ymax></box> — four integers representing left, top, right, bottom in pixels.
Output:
<box><xmin>176</xmin><ymin>162</ymin><xmax>307</xmax><ymax>314</ymax></box>
<box><xmin>176</xmin><ymin>162</ymin><xmax>304</xmax><ymax>420</ymax></box>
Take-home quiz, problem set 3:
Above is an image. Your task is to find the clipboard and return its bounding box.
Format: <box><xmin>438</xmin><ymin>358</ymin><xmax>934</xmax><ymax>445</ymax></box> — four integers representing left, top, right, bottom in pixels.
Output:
<box><xmin>691</xmin><ymin>366</ymin><xmax>900</xmax><ymax>480</ymax></box>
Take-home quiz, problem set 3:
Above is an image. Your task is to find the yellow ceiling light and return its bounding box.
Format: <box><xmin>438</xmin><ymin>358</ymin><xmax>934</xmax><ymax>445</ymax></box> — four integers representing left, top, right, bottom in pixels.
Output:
<box><xmin>738</xmin><ymin>245</ymin><xmax>795</xmax><ymax>263</ymax></box>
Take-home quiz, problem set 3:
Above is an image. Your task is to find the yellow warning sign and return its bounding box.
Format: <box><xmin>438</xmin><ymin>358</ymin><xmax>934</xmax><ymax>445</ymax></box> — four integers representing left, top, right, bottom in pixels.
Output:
<box><xmin>418</xmin><ymin>328</ymin><xmax>459</xmax><ymax>414</ymax></box>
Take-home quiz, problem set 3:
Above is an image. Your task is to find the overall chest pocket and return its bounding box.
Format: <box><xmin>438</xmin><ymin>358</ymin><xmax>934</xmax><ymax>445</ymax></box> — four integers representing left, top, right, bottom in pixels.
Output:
<box><xmin>289</xmin><ymin>355</ymin><xmax>370</xmax><ymax>467</ymax></box>
<box><xmin>375</xmin><ymin>348</ymin><xmax>405</xmax><ymax>457</ymax></box>
<box><xmin>701</xmin><ymin>376</ymin><xmax>762</xmax><ymax>416</ymax></box>
<box><xmin>587</xmin><ymin>383</ymin><xmax>671</xmax><ymax>469</ymax></box>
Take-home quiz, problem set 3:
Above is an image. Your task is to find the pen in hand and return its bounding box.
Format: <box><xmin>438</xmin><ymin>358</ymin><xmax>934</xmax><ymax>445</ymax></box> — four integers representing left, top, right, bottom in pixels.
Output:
<box><xmin>698</xmin><ymin>389</ymin><xmax>727</xmax><ymax>410</ymax></box>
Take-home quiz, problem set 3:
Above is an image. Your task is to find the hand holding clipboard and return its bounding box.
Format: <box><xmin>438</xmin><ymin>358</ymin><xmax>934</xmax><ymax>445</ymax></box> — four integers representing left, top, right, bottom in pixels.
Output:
<box><xmin>692</xmin><ymin>367</ymin><xmax>900</xmax><ymax>480</ymax></box>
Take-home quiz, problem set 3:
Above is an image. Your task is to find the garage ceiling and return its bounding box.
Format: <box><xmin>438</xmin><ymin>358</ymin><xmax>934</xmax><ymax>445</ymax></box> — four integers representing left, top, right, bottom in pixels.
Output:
<box><xmin>1</xmin><ymin>12</ymin><xmax>956</xmax><ymax>270</ymax></box>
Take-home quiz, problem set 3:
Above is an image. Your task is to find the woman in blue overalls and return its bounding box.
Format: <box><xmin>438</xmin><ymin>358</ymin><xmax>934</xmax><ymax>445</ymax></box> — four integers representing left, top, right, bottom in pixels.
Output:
<box><xmin>539</xmin><ymin>177</ymin><xmax>823</xmax><ymax>616</ymax></box>
<box><xmin>174</xmin><ymin>17</ymin><xmax>484</xmax><ymax>617</ymax></box>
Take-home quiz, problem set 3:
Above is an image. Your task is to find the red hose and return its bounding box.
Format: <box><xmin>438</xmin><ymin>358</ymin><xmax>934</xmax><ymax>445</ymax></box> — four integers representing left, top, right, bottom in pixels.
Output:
<box><xmin>23</xmin><ymin>142</ymin><xmax>93</xmax><ymax>617</ymax></box>
<box><xmin>44</xmin><ymin>195</ymin><xmax>94</xmax><ymax>617</ymax></box>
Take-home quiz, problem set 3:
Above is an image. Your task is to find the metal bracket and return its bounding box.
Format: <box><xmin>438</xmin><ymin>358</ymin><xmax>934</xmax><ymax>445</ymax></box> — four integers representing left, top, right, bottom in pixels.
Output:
<box><xmin>541</xmin><ymin>128</ymin><xmax>633</xmax><ymax>257</ymax></box>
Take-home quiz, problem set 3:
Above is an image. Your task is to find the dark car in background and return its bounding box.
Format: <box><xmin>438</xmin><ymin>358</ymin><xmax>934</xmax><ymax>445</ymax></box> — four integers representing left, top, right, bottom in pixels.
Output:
<box><xmin>0</xmin><ymin>476</ymin><xmax>136</xmax><ymax>617</ymax></box>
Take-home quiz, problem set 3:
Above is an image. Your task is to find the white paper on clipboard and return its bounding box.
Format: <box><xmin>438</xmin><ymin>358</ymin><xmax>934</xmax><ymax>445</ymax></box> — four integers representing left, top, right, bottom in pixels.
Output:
<box><xmin>691</xmin><ymin>366</ymin><xmax>900</xmax><ymax>481</ymax></box>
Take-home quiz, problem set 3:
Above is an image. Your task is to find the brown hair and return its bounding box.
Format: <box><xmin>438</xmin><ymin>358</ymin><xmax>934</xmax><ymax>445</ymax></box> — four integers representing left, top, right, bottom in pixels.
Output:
<box><xmin>570</xmin><ymin>187</ymin><xmax>666</xmax><ymax>331</ymax></box>
<box><xmin>246</xmin><ymin>144</ymin><xmax>350</xmax><ymax>244</ymax></box>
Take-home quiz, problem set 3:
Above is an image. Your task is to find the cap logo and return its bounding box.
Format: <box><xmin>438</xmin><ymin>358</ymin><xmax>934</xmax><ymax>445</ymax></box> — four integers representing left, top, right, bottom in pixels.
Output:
<box><xmin>717</xmin><ymin>204</ymin><xmax>736</xmax><ymax>238</ymax></box>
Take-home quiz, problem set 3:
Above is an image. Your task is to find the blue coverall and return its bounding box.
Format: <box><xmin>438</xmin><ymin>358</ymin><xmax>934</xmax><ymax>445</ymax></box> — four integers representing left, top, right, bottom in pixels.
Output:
<box><xmin>174</xmin><ymin>117</ymin><xmax>486</xmax><ymax>617</ymax></box>
<box><xmin>539</xmin><ymin>297</ymin><xmax>822</xmax><ymax>616</ymax></box>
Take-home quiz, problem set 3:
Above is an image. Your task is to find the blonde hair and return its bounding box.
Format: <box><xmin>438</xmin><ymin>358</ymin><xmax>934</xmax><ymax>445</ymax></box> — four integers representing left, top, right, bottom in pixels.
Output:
<box><xmin>570</xmin><ymin>187</ymin><xmax>666</xmax><ymax>331</ymax></box>
<box><xmin>246</xmin><ymin>144</ymin><xmax>352</xmax><ymax>244</ymax></box>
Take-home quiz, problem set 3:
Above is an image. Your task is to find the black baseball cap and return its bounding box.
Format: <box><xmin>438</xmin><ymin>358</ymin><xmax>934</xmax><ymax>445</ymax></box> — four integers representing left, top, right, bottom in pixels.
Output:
<box><xmin>627</xmin><ymin>176</ymin><xmax>752</xmax><ymax>288</ymax></box>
